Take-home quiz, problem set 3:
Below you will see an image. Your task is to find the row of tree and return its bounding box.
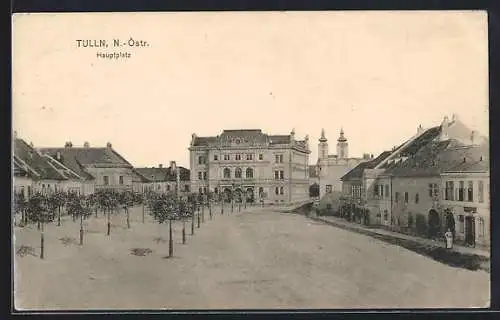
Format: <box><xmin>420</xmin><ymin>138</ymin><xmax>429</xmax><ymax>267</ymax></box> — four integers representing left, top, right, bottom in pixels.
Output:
<box><xmin>13</xmin><ymin>188</ymin><xmax>248</xmax><ymax>260</ymax></box>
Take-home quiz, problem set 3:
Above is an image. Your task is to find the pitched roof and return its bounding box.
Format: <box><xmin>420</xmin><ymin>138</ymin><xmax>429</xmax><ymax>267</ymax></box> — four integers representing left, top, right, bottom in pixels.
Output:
<box><xmin>40</xmin><ymin>147</ymin><xmax>133</xmax><ymax>167</ymax></box>
<box><xmin>341</xmin><ymin>151</ymin><xmax>392</xmax><ymax>181</ymax></box>
<box><xmin>192</xmin><ymin>129</ymin><xmax>293</xmax><ymax>147</ymax></box>
<box><xmin>14</xmin><ymin>139</ymin><xmax>76</xmax><ymax>181</ymax></box>
<box><xmin>135</xmin><ymin>166</ymin><xmax>190</xmax><ymax>182</ymax></box>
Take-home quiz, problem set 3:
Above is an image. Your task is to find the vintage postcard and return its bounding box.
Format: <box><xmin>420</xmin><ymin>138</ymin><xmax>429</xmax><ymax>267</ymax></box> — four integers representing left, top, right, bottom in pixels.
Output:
<box><xmin>12</xmin><ymin>11</ymin><xmax>490</xmax><ymax>310</ymax></box>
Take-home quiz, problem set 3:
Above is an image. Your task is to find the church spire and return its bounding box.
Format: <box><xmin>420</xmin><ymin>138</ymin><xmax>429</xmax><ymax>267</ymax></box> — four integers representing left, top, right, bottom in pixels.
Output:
<box><xmin>319</xmin><ymin>128</ymin><xmax>327</xmax><ymax>142</ymax></box>
<box><xmin>337</xmin><ymin>127</ymin><xmax>347</xmax><ymax>142</ymax></box>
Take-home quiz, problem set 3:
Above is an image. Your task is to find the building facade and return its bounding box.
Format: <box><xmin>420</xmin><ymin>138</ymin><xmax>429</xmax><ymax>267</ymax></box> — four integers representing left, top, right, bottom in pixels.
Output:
<box><xmin>315</xmin><ymin>128</ymin><xmax>369</xmax><ymax>198</ymax></box>
<box><xmin>13</xmin><ymin>136</ymin><xmax>86</xmax><ymax>198</ymax></box>
<box><xmin>135</xmin><ymin>161</ymin><xmax>191</xmax><ymax>195</ymax></box>
<box><xmin>40</xmin><ymin>141</ymin><xmax>135</xmax><ymax>193</ymax></box>
<box><xmin>341</xmin><ymin>114</ymin><xmax>490</xmax><ymax>247</ymax></box>
<box><xmin>189</xmin><ymin>129</ymin><xmax>311</xmax><ymax>204</ymax></box>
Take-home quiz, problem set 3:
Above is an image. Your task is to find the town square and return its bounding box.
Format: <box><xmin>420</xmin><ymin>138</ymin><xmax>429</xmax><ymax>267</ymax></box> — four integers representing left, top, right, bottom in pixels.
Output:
<box><xmin>12</xmin><ymin>11</ymin><xmax>490</xmax><ymax>310</ymax></box>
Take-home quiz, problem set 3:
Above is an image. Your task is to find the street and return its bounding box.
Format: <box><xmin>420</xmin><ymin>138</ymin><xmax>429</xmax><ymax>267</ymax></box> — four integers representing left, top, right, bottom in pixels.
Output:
<box><xmin>14</xmin><ymin>205</ymin><xmax>489</xmax><ymax>310</ymax></box>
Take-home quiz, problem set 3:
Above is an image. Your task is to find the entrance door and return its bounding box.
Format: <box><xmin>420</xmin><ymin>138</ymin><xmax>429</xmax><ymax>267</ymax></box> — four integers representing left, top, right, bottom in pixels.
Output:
<box><xmin>465</xmin><ymin>216</ymin><xmax>475</xmax><ymax>247</ymax></box>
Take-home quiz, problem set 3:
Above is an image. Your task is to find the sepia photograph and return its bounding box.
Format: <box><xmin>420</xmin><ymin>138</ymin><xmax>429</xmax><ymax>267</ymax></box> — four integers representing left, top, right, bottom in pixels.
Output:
<box><xmin>12</xmin><ymin>11</ymin><xmax>490</xmax><ymax>310</ymax></box>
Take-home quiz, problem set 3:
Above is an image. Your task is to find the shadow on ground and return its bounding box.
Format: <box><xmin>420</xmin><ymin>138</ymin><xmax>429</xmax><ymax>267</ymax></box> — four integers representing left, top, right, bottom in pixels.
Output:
<box><xmin>308</xmin><ymin>216</ymin><xmax>490</xmax><ymax>272</ymax></box>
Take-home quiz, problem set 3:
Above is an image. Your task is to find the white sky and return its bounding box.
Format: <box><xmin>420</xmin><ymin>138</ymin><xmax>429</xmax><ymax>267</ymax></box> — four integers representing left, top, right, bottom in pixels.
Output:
<box><xmin>12</xmin><ymin>11</ymin><xmax>488</xmax><ymax>168</ymax></box>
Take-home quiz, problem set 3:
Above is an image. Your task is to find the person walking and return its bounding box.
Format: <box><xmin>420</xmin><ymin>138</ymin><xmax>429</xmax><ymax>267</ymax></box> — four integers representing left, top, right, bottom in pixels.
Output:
<box><xmin>445</xmin><ymin>228</ymin><xmax>453</xmax><ymax>249</ymax></box>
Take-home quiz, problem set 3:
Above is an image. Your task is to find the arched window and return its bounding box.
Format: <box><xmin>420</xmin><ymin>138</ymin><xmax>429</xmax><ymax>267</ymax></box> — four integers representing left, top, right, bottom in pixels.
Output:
<box><xmin>235</xmin><ymin>168</ymin><xmax>242</xmax><ymax>178</ymax></box>
<box><xmin>246</xmin><ymin>168</ymin><xmax>254</xmax><ymax>178</ymax></box>
<box><xmin>223</xmin><ymin>168</ymin><xmax>231</xmax><ymax>178</ymax></box>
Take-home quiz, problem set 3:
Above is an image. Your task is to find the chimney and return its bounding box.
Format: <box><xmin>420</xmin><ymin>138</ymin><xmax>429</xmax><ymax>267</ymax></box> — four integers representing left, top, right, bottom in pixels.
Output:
<box><xmin>84</xmin><ymin>141</ymin><xmax>90</xmax><ymax>148</ymax></box>
<box><xmin>290</xmin><ymin>128</ymin><xmax>295</xmax><ymax>140</ymax></box>
<box><xmin>363</xmin><ymin>153</ymin><xmax>370</xmax><ymax>160</ymax></box>
<box><xmin>470</xmin><ymin>130</ymin><xmax>477</xmax><ymax>145</ymax></box>
<box><xmin>64</xmin><ymin>141</ymin><xmax>73</xmax><ymax>148</ymax></box>
<box><xmin>159</xmin><ymin>164</ymin><xmax>163</xmax><ymax>168</ymax></box>
<box><xmin>170</xmin><ymin>161</ymin><xmax>176</xmax><ymax>170</ymax></box>
<box><xmin>440</xmin><ymin>116</ymin><xmax>450</xmax><ymax>140</ymax></box>
<box><xmin>56</xmin><ymin>151</ymin><xmax>61</xmax><ymax>160</ymax></box>
<box><xmin>371</xmin><ymin>154</ymin><xmax>374</xmax><ymax>159</ymax></box>
<box><xmin>452</xmin><ymin>113</ymin><xmax>458</xmax><ymax>122</ymax></box>
<box><xmin>106</xmin><ymin>142</ymin><xmax>112</xmax><ymax>148</ymax></box>
<box><xmin>417</xmin><ymin>124</ymin><xmax>424</xmax><ymax>135</ymax></box>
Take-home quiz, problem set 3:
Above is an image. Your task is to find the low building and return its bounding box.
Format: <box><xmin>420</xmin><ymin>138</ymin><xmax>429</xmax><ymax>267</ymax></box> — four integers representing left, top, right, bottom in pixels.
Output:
<box><xmin>40</xmin><ymin>141</ymin><xmax>135</xmax><ymax>193</ymax></box>
<box><xmin>189</xmin><ymin>129</ymin><xmax>310</xmax><ymax>204</ymax></box>
<box><xmin>341</xmin><ymin>114</ymin><xmax>490</xmax><ymax>247</ymax></box>
<box><xmin>135</xmin><ymin>161</ymin><xmax>191</xmax><ymax>195</ymax></box>
<box><xmin>13</xmin><ymin>136</ymin><xmax>85</xmax><ymax>197</ymax></box>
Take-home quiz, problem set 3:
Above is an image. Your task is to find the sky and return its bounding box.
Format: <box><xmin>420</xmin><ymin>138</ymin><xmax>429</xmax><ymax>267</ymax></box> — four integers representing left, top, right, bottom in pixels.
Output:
<box><xmin>12</xmin><ymin>11</ymin><xmax>488</xmax><ymax>168</ymax></box>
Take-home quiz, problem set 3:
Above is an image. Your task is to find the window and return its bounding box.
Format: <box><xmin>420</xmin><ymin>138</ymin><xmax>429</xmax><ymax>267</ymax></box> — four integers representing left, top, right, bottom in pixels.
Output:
<box><xmin>385</xmin><ymin>185</ymin><xmax>389</xmax><ymax>198</ymax></box>
<box><xmin>235</xmin><ymin>154</ymin><xmax>241</xmax><ymax>160</ymax></box>
<box><xmin>246</xmin><ymin>154</ymin><xmax>253</xmax><ymax>160</ymax></box>
<box><xmin>198</xmin><ymin>172</ymin><xmax>203</xmax><ymax>180</ymax></box>
<box><xmin>380</xmin><ymin>185</ymin><xmax>384</xmax><ymax>198</ymax></box>
<box><xmin>235</xmin><ymin>168</ymin><xmax>242</xmax><ymax>178</ymax></box>
<box><xmin>458</xmin><ymin>181</ymin><xmax>465</xmax><ymax>201</ymax></box>
<box><xmin>214</xmin><ymin>155</ymin><xmax>218</xmax><ymax>161</ymax></box>
<box><xmin>199</xmin><ymin>187</ymin><xmax>203</xmax><ymax>194</ymax></box>
<box><xmin>275</xmin><ymin>154</ymin><xmax>283</xmax><ymax>163</ymax></box>
<box><xmin>223</xmin><ymin>168</ymin><xmax>231</xmax><ymax>179</ymax></box>
<box><xmin>458</xmin><ymin>215</ymin><xmax>464</xmax><ymax>233</ymax></box>
<box><xmin>415</xmin><ymin>193</ymin><xmax>419</xmax><ymax>204</ymax></box>
<box><xmin>224</xmin><ymin>154</ymin><xmax>230</xmax><ymax>161</ymax></box>
<box><xmin>103</xmin><ymin>176</ymin><xmax>109</xmax><ymax>185</ymax></box>
<box><xmin>274</xmin><ymin>171</ymin><xmax>280</xmax><ymax>180</ymax></box>
<box><xmin>326</xmin><ymin>185</ymin><xmax>332</xmax><ymax>193</ymax></box>
<box><xmin>374</xmin><ymin>185</ymin><xmax>379</xmax><ymax>197</ymax></box>
<box><xmin>279</xmin><ymin>170</ymin><xmax>284</xmax><ymax>180</ymax></box>
<box><xmin>445</xmin><ymin>181</ymin><xmax>454</xmax><ymax>200</ymax></box>
<box><xmin>203</xmin><ymin>187</ymin><xmax>207</xmax><ymax>194</ymax></box>
<box><xmin>478</xmin><ymin>218</ymin><xmax>485</xmax><ymax>237</ymax></box>
<box><xmin>404</xmin><ymin>192</ymin><xmax>409</xmax><ymax>204</ymax></box>
<box><xmin>246</xmin><ymin>168</ymin><xmax>254</xmax><ymax>178</ymax></box>
<box><xmin>119</xmin><ymin>176</ymin><xmax>124</xmax><ymax>185</ymax></box>
<box><xmin>259</xmin><ymin>187</ymin><xmax>264</xmax><ymax>197</ymax></box>
<box><xmin>259</xmin><ymin>154</ymin><xmax>263</xmax><ymax>160</ymax></box>
<box><xmin>27</xmin><ymin>186</ymin><xmax>31</xmax><ymax>197</ymax></box>
<box><xmin>184</xmin><ymin>185</ymin><xmax>190</xmax><ymax>192</ymax></box>
<box><xmin>395</xmin><ymin>192</ymin><xmax>400</xmax><ymax>203</ymax></box>
<box><xmin>157</xmin><ymin>185</ymin><xmax>161</xmax><ymax>190</ymax></box>
<box><xmin>280</xmin><ymin>187</ymin><xmax>284</xmax><ymax>195</ymax></box>
<box><xmin>478</xmin><ymin>181</ymin><xmax>484</xmax><ymax>203</ymax></box>
<box><xmin>198</xmin><ymin>156</ymin><xmax>206</xmax><ymax>165</ymax></box>
<box><xmin>203</xmin><ymin>172</ymin><xmax>207</xmax><ymax>180</ymax></box>
<box><xmin>351</xmin><ymin>185</ymin><xmax>361</xmax><ymax>198</ymax></box>
<box><xmin>167</xmin><ymin>185</ymin><xmax>170</xmax><ymax>191</ymax></box>
<box><xmin>275</xmin><ymin>187</ymin><xmax>279</xmax><ymax>195</ymax></box>
<box><xmin>467</xmin><ymin>181</ymin><xmax>473</xmax><ymax>202</ymax></box>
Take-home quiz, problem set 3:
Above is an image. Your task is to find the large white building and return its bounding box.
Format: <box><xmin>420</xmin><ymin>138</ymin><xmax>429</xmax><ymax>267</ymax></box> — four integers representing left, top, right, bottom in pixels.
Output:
<box><xmin>315</xmin><ymin>128</ymin><xmax>369</xmax><ymax>198</ymax></box>
<box><xmin>189</xmin><ymin>129</ymin><xmax>311</xmax><ymax>204</ymax></box>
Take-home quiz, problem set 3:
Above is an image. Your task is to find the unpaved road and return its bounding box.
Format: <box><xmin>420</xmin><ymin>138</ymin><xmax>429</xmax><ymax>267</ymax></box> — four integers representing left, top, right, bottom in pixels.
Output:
<box><xmin>14</xmin><ymin>206</ymin><xmax>489</xmax><ymax>310</ymax></box>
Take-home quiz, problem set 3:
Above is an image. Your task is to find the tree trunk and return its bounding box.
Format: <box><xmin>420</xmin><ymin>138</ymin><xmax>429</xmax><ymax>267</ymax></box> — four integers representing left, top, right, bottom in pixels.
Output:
<box><xmin>231</xmin><ymin>200</ymin><xmax>234</xmax><ymax>213</ymax></box>
<box><xmin>126</xmin><ymin>207</ymin><xmax>130</xmax><ymax>229</ymax></box>
<box><xmin>142</xmin><ymin>204</ymin><xmax>145</xmax><ymax>223</ymax></box>
<box><xmin>95</xmin><ymin>206</ymin><xmax>98</xmax><ymax>218</ymax></box>
<box><xmin>37</xmin><ymin>219</ymin><xmax>41</xmax><ymax>231</ymax></box>
<box><xmin>197</xmin><ymin>211</ymin><xmax>200</xmax><ymax>228</ymax></box>
<box><xmin>58</xmin><ymin>207</ymin><xmax>61</xmax><ymax>226</ymax></box>
<box><xmin>209</xmin><ymin>203</ymin><xmax>212</xmax><ymax>220</ymax></box>
<box><xmin>107</xmin><ymin>209</ymin><xmax>111</xmax><ymax>236</ymax></box>
<box><xmin>40</xmin><ymin>223</ymin><xmax>45</xmax><ymax>259</ymax></box>
<box><xmin>202</xmin><ymin>205</ymin><xmax>205</xmax><ymax>223</ymax></box>
<box><xmin>80</xmin><ymin>214</ymin><xmax>84</xmax><ymax>245</ymax></box>
<box><xmin>221</xmin><ymin>201</ymin><xmax>224</xmax><ymax>215</ymax></box>
<box><xmin>182</xmin><ymin>220</ymin><xmax>186</xmax><ymax>244</ymax></box>
<box><xmin>169</xmin><ymin>219</ymin><xmax>173</xmax><ymax>258</ymax></box>
<box><xmin>191</xmin><ymin>213</ymin><xmax>195</xmax><ymax>235</ymax></box>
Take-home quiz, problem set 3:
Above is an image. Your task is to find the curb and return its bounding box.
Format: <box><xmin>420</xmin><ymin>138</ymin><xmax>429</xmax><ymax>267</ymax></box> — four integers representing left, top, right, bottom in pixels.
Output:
<box><xmin>309</xmin><ymin>215</ymin><xmax>490</xmax><ymax>260</ymax></box>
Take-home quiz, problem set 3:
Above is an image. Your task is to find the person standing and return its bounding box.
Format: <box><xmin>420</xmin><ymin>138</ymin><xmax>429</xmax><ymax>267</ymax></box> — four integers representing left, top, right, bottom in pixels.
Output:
<box><xmin>445</xmin><ymin>228</ymin><xmax>453</xmax><ymax>249</ymax></box>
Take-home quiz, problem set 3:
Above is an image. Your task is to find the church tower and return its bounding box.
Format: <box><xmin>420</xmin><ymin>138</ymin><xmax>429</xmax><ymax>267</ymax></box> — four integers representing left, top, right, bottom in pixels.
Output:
<box><xmin>318</xmin><ymin>128</ymin><xmax>329</xmax><ymax>160</ymax></box>
<box><xmin>337</xmin><ymin>127</ymin><xmax>348</xmax><ymax>159</ymax></box>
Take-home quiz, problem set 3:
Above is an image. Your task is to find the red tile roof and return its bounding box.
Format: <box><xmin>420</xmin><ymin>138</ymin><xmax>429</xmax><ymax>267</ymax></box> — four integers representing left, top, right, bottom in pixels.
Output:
<box><xmin>135</xmin><ymin>166</ymin><xmax>190</xmax><ymax>182</ymax></box>
<box><xmin>341</xmin><ymin>151</ymin><xmax>392</xmax><ymax>181</ymax></box>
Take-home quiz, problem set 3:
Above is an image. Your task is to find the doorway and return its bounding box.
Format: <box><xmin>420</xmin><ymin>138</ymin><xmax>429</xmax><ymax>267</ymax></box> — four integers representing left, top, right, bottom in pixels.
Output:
<box><xmin>465</xmin><ymin>216</ymin><xmax>476</xmax><ymax>247</ymax></box>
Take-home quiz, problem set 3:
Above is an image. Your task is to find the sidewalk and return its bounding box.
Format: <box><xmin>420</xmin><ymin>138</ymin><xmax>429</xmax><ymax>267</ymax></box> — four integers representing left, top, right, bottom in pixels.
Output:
<box><xmin>311</xmin><ymin>215</ymin><xmax>490</xmax><ymax>259</ymax></box>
